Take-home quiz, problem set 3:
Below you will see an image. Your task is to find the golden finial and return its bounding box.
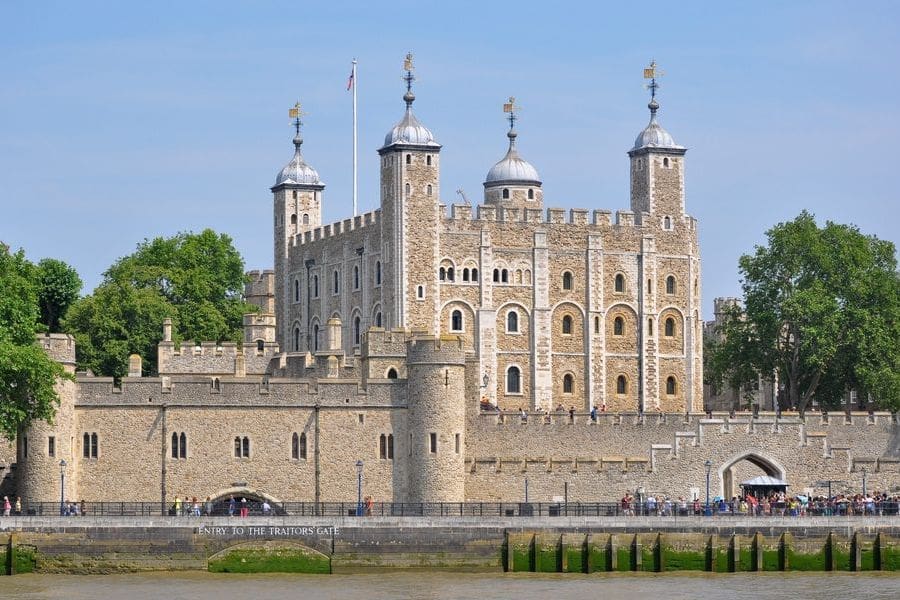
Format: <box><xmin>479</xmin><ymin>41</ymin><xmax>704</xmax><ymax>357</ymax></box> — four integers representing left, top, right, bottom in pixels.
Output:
<box><xmin>403</xmin><ymin>52</ymin><xmax>414</xmax><ymax>73</ymax></box>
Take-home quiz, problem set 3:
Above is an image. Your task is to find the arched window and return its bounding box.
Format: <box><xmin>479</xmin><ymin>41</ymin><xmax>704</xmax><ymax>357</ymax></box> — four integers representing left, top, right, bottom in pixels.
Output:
<box><xmin>375</xmin><ymin>311</ymin><xmax>382</xmax><ymax>327</ymax></box>
<box><xmin>647</xmin><ymin>279</ymin><xmax>652</xmax><ymax>294</ymax></box>
<box><xmin>562</xmin><ymin>271</ymin><xmax>573</xmax><ymax>290</ymax></box>
<box><xmin>177</xmin><ymin>433</ymin><xmax>186</xmax><ymax>458</ymax></box>
<box><xmin>562</xmin><ymin>314</ymin><xmax>573</xmax><ymax>335</ymax></box>
<box><xmin>665</xmin><ymin>317</ymin><xmax>675</xmax><ymax>337</ymax></box>
<box><xmin>387</xmin><ymin>367</ymin><xmax>398</xmax><ymax>379</ymax></box>
<box><xmin>294</xmin><ymin>279</ymin><xmax>300</xmax><ymax>302</ymax></box>
<box><xmin>648</xmin><ymin>318</ymin><xmax>654</xmax><ymax>335</ymax></box>
<box><xmin>666</xmin><ymin>276</ymin><xmax>676</xmax><ymax>294</ymax></box>
<box><xmin>292</xmin><ymin>432</ymin><xmax>299</xmax><ymax>459</ymax></box>
<box><xmin>299</xmin><ymin>432</ymin><xmax>307</xmax><ymax>459</ymax></box>
<box><xmin>313</xmin><ymin>324</ymin><xmax>320</xmax><ymax>351</ymax></box>
<box><xmin>375</xmin><ymin>261</ymin><xmax>382</xmax><ymax>285</ymax></box>
<box><xmin>501</xmin><ymin>269</ymin><xmax>508</xmax><ymax>283</ymax></box>
<box><xmin>292</xmin><ymin>190</ymin><xmax>298</xmax><ymax>200</ymax></box>
<box><xmin>563</xmin><ymin>373</ymin><xmax>574</xmax><ymax>394</ymax></box>
<box><xmin>406</xmin><ymin>154</ymin><xmax>411</xmax><ymax>165</ymax></box>
<box><xmin>502</xmin><ymin>188</ymin><xmax>510</xmax><ymax>199</ymax></box>
<box><xmin>613</xmin><ymin>316</ymin><xmax>624</xmax><ymax>336</ymax></box>
<box><xmin>333</xmin><ymin>270</ymin><xmax>339</xmax><ymax>294</ymax></box>
<box><xmin>462</xmin><ymin>268</ymin><xmax>469</xmax><ymax>281</ymax></box>
<box><xmin>354</xmin><ymin>266</ymin><xmax>360</xmax><ymax>290</ymax></box>
<box><xmin>594</xmin><ymin>316</ymin><xmax>600</xmax><ymax>333</ymax></box>
<box><xmin>387</xmin><ymin>434</ymin><xmax>394</xmax><ymax>459</ymax></box>
<box><xmin>290</xmin><ymin>214</ymin><xmax>297</xmax><ymax>225</ymax></box>
<box><xmin>663</xmin><ymin>157</ymin><xmax>670</xmax><ymax>167</ymax></box>
<box><xmin>506</xmin><ymin>366</ymin><xmax>521</xmax><ymax>394</ymax></box>
<box><xmin>614</xmin><ymin>273</ymin><xmax>625</xmax><ymax>293</ymax></box>
<box><xmin>242</xmin><ymin>436</ymin><xmax>250</xmax><ymax>458</ymax></box>
<box><xmin>493</xmin><ymin>269</ymin><xmax>500</xmax><ymax>282</ymax></box>
<box><xmin>451</xmin><ymin>310</ymin><xmax>463</xmax><ymax>332</ymax></box>
<box><xmin>303</xmin><ymin>213</ymin><xmax>309</xmax><ymax>225</ymax></box>
<box><xmin>507</xmin><ymin>310</ymin><xmax>518</xmax><ymax>333</ymax></box>
<box><xmin>379</xmin><ymin>434</ymin><xmax>387</xmax><ymax>459</ymax></box>
<box><xmin>515</xmin><ymin>269</ymin><xmax>522</xmax><ymax>284</ymax></box>
<box><xmin>417</xmin><ymin>285</ymin><xmax>424</xmax><ymax>299</ymax></box>
<box><xmin>439</xmin><ymin>267</ymin><xmax>446</xmax><ymax>281</ymax></box>
<box><xmin>447</xmin><ymin>267</ymin><xmax>454</xmax><ymax>281</ymax></box>
<box><xmin>171</xmin><ymin>432</ymin><xmax>179</xmax><ymax>459</ymax></box>
<box><xmin>313</xmin><ymin>275</ymin><xmax>319</xmax><ymax>298</ymax></box>
<box><xmin>426</xmin><ymin>155</ymin><xmax>432</xmax><ymax>166</ymax></box>
<box><xmin>471</xmin><ymin>268</ymin><xmax>479</xmax><ymax>281</ymax></box>
<box><xmin>256</xmin><ymin>339</ymin><xmax>264</xmax><ymax>352</ymax></box>
<box><xmin>663</xmin><ymin>216</ymin><xmax>671</xmax><ymax>230</ymax></box>
<box><xmin>354</xmin><ymin>316</ymin><xmax>361</xmax><ymax>345</ymax></box>
<box><xmin>616</xmin><ymin>375</ymin><xmax>627</xmax><ymax>394</ymax></box>
<box><xmin>405</xmin><ymin>183</ymin><xmax>410</xmax><ymax>196</ymax></box>
<box><xmin>293</xmin><ymin>327</ymin><xmax>301</xmax><ymax>352</ymax></box>
<box><xmin>528</xmin><ymin>188</ymin><xmax>534</xmax><ymax>199</ymax></box>
<box><xmin>666</xmin><ymin>376</ymin><xmax>677</xmax><ymax>395</ymax></box>
<box><xmin>427</xmin><ymin>184</ymin><xmax>432</xmax><ymax>196</ymax></box>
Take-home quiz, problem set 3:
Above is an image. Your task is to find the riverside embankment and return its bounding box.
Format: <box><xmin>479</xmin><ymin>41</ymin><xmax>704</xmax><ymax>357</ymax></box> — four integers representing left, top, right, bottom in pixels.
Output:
<box><xmin>2</xmin><ymin>516</ymin><xmax>899</xmax><ymax>574</ymax></box>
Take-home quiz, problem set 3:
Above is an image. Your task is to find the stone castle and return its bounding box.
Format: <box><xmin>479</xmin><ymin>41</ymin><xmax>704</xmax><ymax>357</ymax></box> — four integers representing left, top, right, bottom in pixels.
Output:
<box><xmin>2</xmin><ymin>59</ymin><xmax>897</xmax><ymax>507</ymax></box>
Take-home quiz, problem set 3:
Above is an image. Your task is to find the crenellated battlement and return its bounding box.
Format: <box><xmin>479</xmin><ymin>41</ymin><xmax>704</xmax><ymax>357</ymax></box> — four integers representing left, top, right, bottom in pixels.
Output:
<box><xmin>36</xmin><ymin>333</ymin><xmax>76</xmax><ymax>365</ymax></box>
<box><xmin>294</xmin><ymin>209</ymin><xmax>381</xmax><ymax>246</ymax></box>
<box><xmin>442</xmin><ymin>203</ymin><xmax>696</xmax><ymax>232</ymax></box>
<box><xmin>157</xmin><ymin>339</ymin><xmax>278</xmax><ymax>377</ymax></box>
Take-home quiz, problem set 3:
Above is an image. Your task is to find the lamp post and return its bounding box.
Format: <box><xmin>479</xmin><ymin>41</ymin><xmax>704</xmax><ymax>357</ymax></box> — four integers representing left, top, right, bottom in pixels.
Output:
<box><xmin>704</xmin><ymin>460</ymin><xmax>713</xmax><ymax>516</ymax></box>
<box><xmin>59</xmin><ymin>459</ymin><xmax>67</xmax><ymax>516</ymax></box>
<box><xmin>355</xmin><ymin>460</ymin><xmax>364</xmax><ymax>516</ymax></box>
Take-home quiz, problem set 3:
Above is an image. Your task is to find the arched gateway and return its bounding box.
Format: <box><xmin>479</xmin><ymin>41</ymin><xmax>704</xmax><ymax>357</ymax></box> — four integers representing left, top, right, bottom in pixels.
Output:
<box><xmin>716</xmin><ymin>451</ymin><xmax>787</xmax><ymax>500</ymax></box>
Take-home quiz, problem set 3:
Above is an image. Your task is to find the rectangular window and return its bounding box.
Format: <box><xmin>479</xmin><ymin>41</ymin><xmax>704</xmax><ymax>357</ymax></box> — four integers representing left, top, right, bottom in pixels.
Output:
<box><xmin>48</xmin><ymin>436</ymin><xmax>55</xmax><ymax>458</ymax></box>
<box><xmin>387</xmin><ymin>434</ymin><xmax>394</xmax><ymax>459</ymax></box>
<box><xmin>429</xmin><ymin>432</ymin><xmax>437</xmax><ymax>454</ymax></box>
<box><xmin>23</xmin><ymin>436</ymin><xmax>28</xmax><ymax>459</ymax></box>
<box><xmin>379</xmin><ymin>434</ymin><xmax>386</xmax><ymax>459</ymax></box>
<box><xmin>455</xmin><ymin>433</ymin><xmax>460</xmax><ymax>454</ymax></box>
<box><xmin>90</xmin><ymin>433</ymin><xmax>98</xmax><ymax>458</ymax></box>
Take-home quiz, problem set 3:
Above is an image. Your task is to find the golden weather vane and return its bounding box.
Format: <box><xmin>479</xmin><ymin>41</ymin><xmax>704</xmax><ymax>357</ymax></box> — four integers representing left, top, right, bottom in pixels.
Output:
<box><xmin>503</xmin><ymin>96</ymin><xmax>520</xmax><ymax>129</ymax></box>
<box><xmin>643</xmin><ymin>60</ymin><xmax>665</xmax><ymax>101</ymax></box>
<box><xmin>288</xmin><ymin>101</ymin><xmax>306</xmax><ymax>135</ymax></box>
<box><xmin>402</xmin><ymin>52</ymin><xmax>416</xmax><ymax>94</ymax></box>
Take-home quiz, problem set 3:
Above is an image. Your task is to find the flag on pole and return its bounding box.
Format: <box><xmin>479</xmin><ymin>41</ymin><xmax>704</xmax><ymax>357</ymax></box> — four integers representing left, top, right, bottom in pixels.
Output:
<box><xmin>347</xmin><ymin>67</ymin><xmax>354</xmax><ymax>91</ymax></box>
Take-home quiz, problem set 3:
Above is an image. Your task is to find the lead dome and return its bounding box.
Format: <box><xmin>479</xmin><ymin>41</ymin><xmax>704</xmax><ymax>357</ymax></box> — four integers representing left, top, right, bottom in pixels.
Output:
<box><xmin>632</xmin><ymin>98</ymin><xmax>683</xmax><ymax>151</ymax></box>
<box><xmin>382</xmin><ymin>90</ymin><xmax>440</xmax><ymax>149</ymax></box>
<box><xmin>484</xmin><ymin>129</ymin><xmax>541</xmax><ymax>185</ymax></box>
<box><xmin>275</xmin><ymin>135</ymin><xmax>322</xmax><ymax>186</ymax></box>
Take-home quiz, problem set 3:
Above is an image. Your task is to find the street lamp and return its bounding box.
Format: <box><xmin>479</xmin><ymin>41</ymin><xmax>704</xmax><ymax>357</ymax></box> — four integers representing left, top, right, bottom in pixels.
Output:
<box><xmin>704</xmin><ymin>460</ymin><xmax>713</xmax><ymax>516</ymax></box>
<box><xmin>355</xmin><ymin>460</ymin><xmax>364</xmax><ymax>516</ymax></box>
<box><xmin>862</xmin><ymin>467</ymin><xmax>868</xmax><ymax>498</ymax></box>
<box><xmin>59</xmin><ymin>459</ymin><xmax>67</xmax><ymax>516</ymax></box>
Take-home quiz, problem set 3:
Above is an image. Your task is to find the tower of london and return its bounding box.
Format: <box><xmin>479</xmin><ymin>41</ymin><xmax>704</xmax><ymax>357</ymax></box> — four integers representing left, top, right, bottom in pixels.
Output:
<box><xmin>4</xmin><ymin>58</ymin><xmax>894</xmax><ymax>508</ymax></box>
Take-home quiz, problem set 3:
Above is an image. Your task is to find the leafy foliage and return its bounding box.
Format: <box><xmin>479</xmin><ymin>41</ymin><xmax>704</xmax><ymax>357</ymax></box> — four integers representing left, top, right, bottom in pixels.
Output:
<box><xmin>0</xmin><ymin>246</ymin><xmax>70</xmax><ymax>439</ymax></box>
<box><xmin>64</xmin><ymin>229</ymin><xmax>256</xmax><ymax>377</ymax></box>
<box><xmin>708</xmin><ymin>212</ymin><xmax>900</xmax><ymax>412</ymax></box>
<box><xmin>35</xmin><ymin>258</ymin><xmax>83</xmax><ymax>332</ymax></box>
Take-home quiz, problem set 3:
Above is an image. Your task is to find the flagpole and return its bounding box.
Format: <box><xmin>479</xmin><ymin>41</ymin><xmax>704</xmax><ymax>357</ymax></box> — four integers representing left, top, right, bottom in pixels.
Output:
<box><xmin>352</xmin><ymin>59</ymin><xmax>358</xmax><ymax>217</ymax></box>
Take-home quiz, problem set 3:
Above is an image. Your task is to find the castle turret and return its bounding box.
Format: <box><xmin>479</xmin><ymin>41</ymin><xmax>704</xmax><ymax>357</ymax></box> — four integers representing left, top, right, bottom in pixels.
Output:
<box><xmin>627</xmin><ymin>62</ymin><xmax>686</xmax><ymax>226</ymax></box>
<box><xmin>18</xmin><ymin>334</ymin><xmax>78</xmax><ymax>504</ymax></box>
<box><xmin>483</xmin><ymin>97</ymin><xmax>542</xmax><ymax>209</ymax></box>
<box><xmin>404</xmin><ymin>335</ymin><xmax>466</xmax><ymax>503</ymax></box>
<box><xmin>272</xmin><ymin>104</ymin><xmax>324</xmax><ymax>351</ymax></box>
<box><xmin>377</xmin><ymin>53</ymin><xmax>442</xmax><ymax>333</ymax></box>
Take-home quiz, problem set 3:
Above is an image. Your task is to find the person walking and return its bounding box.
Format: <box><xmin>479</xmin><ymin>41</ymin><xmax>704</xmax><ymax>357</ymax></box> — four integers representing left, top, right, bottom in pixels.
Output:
<box><xmin>15</xmin><ymin>496</ymin><xmax>22</xmax><ymax>516</ymax></box>
<box><xmin>240</xmin><ymin>497</ymin><xmax>248</xmax><ymax>518</ymax></box>
<box><xmin>174</xmin><ymin>495</ymin><xmax>182</xmax><ymax>517</ymax></box>
<box><xmin>228</xmin><ymin>496</ymin><xmax>236</xmax><ymax>517</ymax></box>
<box><xmin>205</xmin><ymin>496</ymin><xmax>214</xmax><ymax>516</ymax></box>
<box><xmin>3</xmin><ymin>496</ymin><xmax>11</xmax><ymax>517</ymax></box>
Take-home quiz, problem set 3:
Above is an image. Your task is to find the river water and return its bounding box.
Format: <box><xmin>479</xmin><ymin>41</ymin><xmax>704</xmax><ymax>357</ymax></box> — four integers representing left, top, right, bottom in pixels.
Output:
<box><xmin>3</xmin><ymin>572</ymin><xmax>898</xmax><ymax>599</ymax></box>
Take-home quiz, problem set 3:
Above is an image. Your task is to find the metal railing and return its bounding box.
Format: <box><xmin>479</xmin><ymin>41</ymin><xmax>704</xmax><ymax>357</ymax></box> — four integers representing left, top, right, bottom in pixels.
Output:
<box><xmin>8</xmin><ymin>499</ymin><xmax>899</xmax><ymax>518</ymax></box>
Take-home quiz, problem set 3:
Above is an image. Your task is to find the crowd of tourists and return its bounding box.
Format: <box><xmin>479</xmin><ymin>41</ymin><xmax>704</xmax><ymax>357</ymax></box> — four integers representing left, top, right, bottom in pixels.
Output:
<box><xmin>619</xmin><ymin>491</ymin><xmax>900</xmax><ymax>516</ymax></box>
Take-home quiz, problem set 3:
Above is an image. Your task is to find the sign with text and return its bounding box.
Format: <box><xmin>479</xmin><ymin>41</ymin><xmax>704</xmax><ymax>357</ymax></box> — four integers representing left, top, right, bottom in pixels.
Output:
<box><xmin>198</xmin><ymin>525</ymin><xmax>339</xmax><ymax>537</ymax></box>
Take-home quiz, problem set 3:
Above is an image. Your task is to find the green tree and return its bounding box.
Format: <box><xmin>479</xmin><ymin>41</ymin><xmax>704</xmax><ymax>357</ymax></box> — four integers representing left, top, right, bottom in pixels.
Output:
<box><xmin>64</xmin><ymin>229</ymin><xmax>256</xmax><ymax>377</ymax></box>
<box><xmin>0</xmin><ymin>245</ymin><xmax>70</xmax><ymax>439</ymax></box>
<box><xmin>35</xmin><ymin>258</ymin><xmax>83</xmax><ymax>332</ymax></box>
<box><xmin>709</xmin><ymin>212</ymin><xmax>900</xmax><ymax>413</ymax></box>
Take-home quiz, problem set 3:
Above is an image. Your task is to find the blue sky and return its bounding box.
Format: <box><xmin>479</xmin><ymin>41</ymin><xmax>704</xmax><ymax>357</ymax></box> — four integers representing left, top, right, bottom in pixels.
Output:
<box><xmin>2</xmin><ymin>1</ymin><xmax>898</xmax><ymax>318</ymax></box>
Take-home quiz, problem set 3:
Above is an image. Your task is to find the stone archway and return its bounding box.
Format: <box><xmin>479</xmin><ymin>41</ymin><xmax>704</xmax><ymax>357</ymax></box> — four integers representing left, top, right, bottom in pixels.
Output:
<box><xmin>207</xmin><ymin>486</ymin><xmax>285</xmax><ymax>516</ymax></box>
<box><xmin>717</xmin><ymin>451</ymin><xmax>787</xmax><ymax>500</ymax></box>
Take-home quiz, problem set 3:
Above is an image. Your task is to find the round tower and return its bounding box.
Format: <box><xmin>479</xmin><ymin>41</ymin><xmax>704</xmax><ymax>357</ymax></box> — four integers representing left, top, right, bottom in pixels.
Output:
<box><xmin>404</xmin><ymin>335</ymin><xmax>466</xmax><ymax>503</ymax></box>
<box><xmin>483</xmin><ymin>96</ymin><xmax>542</xmax><ymax>209</ymax></box>
<box><xmin>272</xmin><ymin>103</ymin><xmax>324</xmax><ymax>352</ymax></box>
<box><xmin>18</xmin><ymin>334</ymin><xmax>78</xmax><ymax>505</ymax></box>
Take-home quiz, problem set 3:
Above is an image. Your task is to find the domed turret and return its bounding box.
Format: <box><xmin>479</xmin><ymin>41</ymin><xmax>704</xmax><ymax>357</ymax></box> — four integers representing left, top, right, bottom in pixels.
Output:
<box><xmin>381</xmin><ymin>55</ymin><xmax>439</xmax><ymax>150</ymax></box>
<box><xmin>275</xmin><ymin>134</ymin><xmax>322</xmax><ymax>186</ymax></box>
<box><xmin>631</xmin><ymin>98</ymin><xmax>683</xmax><ymax>151</ymax></box>
<box><xmin>483</xmin><ymin>97</ymin><xmax>543</xmax><ymax>208</ymax></box>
